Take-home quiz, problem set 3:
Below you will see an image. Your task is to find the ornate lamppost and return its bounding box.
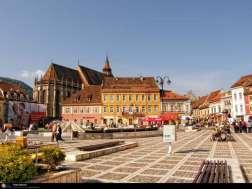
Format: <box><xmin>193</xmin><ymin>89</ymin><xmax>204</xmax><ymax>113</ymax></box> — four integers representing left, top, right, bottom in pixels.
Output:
<box><xmin>156</xmin><ymin>76</ymin><xmax>172</xmax><ymax>112</ymax></box>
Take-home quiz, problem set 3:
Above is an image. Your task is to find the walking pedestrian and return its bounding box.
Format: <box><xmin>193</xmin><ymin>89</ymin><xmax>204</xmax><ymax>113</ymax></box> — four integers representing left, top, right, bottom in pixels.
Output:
<box><xmin>28</xmin><ymin>122</ymin><xmax>34</xmax><ymax>132</ymax></box>
<box><xmin>1</xmin><ymin>123</ymin><xmax>12</xmax><ymax>144</ymax></box>
<box><xmin>0</xmin><ymin>119</ymin><xmax>4</xmax><ymax>144</ymax></box>
<box><xmin>247</xmin><ymin>117</ymin><xmax>252</xmax><ymax>133</ymax></box>
<box><xmin>242</xmin><ymin>120</ymin><xmax>247</xmax><ymax>133</ymax></box>
<box><xmin>238</xmin><ymin>121</ymin><xmax>243</xmax><ymax>133</ymax></box>
<box><xmin>51</xmin><ymin>122</ymin><xmax>57</xmax><ymax>142</ymax></box>
<box><xmin>56</xmin><ymin>124</ymin><xmax>64</xmax><ymax>143</ymax></box>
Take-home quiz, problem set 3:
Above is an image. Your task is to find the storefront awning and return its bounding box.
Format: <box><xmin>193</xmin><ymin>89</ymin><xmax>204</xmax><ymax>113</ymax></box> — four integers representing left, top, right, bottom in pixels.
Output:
<box><xmin>160</xmin><ymin>112</ymin><xmax>179</xmax><ymax>121</ymax></box>
<box><xmin>140</xmin><ymin>117</ymin><xmax>162</xmax><ymax>122</ymax></box>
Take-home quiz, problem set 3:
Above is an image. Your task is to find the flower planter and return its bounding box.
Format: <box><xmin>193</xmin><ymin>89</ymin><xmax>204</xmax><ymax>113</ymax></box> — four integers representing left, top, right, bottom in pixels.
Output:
<box><xmin>31</xmin><ymin>167</ymin><xmax>81</xmax><ymax>183</ymax></box>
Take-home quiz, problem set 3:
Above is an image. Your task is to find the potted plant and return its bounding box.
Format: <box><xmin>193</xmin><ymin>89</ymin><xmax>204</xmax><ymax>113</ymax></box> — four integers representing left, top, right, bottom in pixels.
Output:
<box><xmin>40</xmin><ymin>146</ymin><xmax>66</xmax><ymax>171</ymax></box>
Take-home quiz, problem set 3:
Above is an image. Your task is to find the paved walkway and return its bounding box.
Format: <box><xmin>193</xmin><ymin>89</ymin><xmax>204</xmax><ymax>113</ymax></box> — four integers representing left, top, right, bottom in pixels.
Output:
<box><xmin>57</xmin><ymin>129</ymin><xmax>252</xmax><ymax>183</ymax></box>
<box><xmin>10</xmin><ymin>129</ymin><xmax>252</xmax><ymax>183</ymax></box>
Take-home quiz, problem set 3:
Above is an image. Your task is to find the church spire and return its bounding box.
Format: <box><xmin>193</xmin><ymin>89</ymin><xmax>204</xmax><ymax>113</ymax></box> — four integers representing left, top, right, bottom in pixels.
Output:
<box><xmin>103</xmin><ymin>55</ymin><xmax>113</xmax><ymax>77</ymax></box>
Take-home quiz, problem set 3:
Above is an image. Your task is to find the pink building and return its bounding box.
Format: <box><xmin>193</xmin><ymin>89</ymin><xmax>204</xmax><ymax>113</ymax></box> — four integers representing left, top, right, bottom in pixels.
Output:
<box><xmin>61</xmin><ymin>86</ymin><xmax>102</xmax><ymax>125</ymax></box>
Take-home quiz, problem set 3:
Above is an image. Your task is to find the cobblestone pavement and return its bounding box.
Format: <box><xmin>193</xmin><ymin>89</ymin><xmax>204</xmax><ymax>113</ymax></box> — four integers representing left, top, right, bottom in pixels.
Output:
<box><xmin>53</xmin><ymin>130</ymin><xmax>252</xmax><ymax>183</ymax></box>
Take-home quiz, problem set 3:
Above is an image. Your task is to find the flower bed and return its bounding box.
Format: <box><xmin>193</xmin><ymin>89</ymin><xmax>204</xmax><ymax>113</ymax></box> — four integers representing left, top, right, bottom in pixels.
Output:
<box><xmin>0</xmin><ymin>144</ymin><xmax>79</xmax><ymax>183</ymax></box>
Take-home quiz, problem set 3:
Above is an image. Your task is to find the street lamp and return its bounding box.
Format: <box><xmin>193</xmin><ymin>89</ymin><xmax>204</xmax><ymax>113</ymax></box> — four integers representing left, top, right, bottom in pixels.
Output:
<box><xmin>156</xmin><ymin>76</ymin><xmax>172</xmax><ymax>112</ymax></box>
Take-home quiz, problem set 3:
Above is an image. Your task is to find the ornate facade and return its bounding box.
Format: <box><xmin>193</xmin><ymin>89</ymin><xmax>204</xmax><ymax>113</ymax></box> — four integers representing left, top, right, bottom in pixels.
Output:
<box><xmin>33</xmin><ymin>57</ymin><xmax>113</xmax><ymax>118</ymax></box>
<box><xmin>101</xmin><ymin>77</ymin><xmax>160</xmax><ymax>126</ymax></box>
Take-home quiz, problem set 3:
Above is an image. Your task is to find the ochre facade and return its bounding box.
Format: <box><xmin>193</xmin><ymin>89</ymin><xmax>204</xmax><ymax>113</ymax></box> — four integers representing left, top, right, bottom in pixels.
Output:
<box><xmin>101</xmin><ymin>77</ymin><xmax>160</xmax><ymax>126</ymax></box>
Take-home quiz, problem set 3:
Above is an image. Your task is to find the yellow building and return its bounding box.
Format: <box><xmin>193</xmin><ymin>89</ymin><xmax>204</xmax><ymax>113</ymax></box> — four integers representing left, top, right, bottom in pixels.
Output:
<box><xmin>101</xmin><ymin>77</ymin><xmax>160</xmax><ymax>126</ymax></box>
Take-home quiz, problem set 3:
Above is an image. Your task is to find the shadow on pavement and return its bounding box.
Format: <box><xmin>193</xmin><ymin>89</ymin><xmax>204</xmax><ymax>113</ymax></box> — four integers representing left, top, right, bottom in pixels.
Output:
<box><xmin>175</xmin><ymin>149</ymin><xmax>209</xmax><ymax>153</ymax></box>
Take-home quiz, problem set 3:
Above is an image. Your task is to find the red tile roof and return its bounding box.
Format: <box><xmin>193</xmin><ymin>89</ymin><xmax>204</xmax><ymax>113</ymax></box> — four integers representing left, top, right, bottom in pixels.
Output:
<box><xmin>101</xmin><ymin>77</ymin><xmax>160</xmax><ymax>93</ymax></box>
<box><xmin>0</xmin><ymin>81</ymin><xmax>22</xmax><ymax>92</ymax></box>
<box><xmin>192</xmin><ymin>90</ymin><xmax>222</xmax><ymax>110</ymax></box>
<box><xmin>192</xmin><ymin>96</ymin><xmax>208</xmax><ymax>109</ymax></box>
<box><xmin>244</xmin><ymin>86</ymin><xmax>252</xmax><ymax>95</ymax></box>
<box><xmin>231</xmin><ymin>74</ymin><xmax>252</xmax><ymax>88</ymax></box>
<box><xmin>0</xmin><ymin>81</ymin><xmax>27</xmax><ymax>99</ymax></box>
<box><xmin>161</xmin><ymin>90</ymin><xmax>189</xmax><ymax>101</ymax></box>
<box><xmin>62</xmin><ymin>86</ymin><xmax>101</xmax><ymax>106</ymax></box>
<box><xmin>207</xmin><ymin>90</ymin><xmax>222</xmax><ymax>103</ymax></box>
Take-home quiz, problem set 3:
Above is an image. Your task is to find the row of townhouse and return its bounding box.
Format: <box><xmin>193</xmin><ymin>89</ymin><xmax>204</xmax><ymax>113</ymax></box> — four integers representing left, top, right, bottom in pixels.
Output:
<box><xmin>192</xmin><ymin>90</ymin><xmax>232</xmax><ymax>121</ymax></box>
<box><xmin>192</xmin><ymin>74</ymin><xmax>252</xmax><ymax>122</ymax></box>
<box><xmin>61</xmin><ymin>77</ymin><xmax>192</xmax><ymax>126</ymax></box>
<box><xmin>61</xmin><ymin>77</ymin><xmax>161</xmax><ymax>126</ymax></box>
<box><xmin>34</xmin><ymin>58</ymin><xmax>192</xmax><ymax>126</ymax></box>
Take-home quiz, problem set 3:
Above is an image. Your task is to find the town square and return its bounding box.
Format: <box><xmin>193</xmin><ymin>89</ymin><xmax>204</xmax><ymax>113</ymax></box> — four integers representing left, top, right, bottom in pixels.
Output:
<box><xmin>1</xmin><ymin>0</ymin><xmax>252</xmax><ymax>185</ymax></box>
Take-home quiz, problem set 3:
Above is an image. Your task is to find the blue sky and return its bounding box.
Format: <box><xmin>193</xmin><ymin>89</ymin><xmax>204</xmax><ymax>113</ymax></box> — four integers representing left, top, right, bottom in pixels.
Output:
<box><xmin>0</xmin><ymin>0</ymin><xmax>252</xmax><ymax>96</ymax></box>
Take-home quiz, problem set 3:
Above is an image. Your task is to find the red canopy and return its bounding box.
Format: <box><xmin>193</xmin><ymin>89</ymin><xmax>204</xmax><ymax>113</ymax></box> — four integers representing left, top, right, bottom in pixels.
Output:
<box><xmin>142</xmin><ymin>117</ymin><xmax>162</xmax><ymax>122</ymax></box>
<box><xmin>160</xmin><ymin>112</ymin><xmax>179</xmax><ymax>121</ymax></box>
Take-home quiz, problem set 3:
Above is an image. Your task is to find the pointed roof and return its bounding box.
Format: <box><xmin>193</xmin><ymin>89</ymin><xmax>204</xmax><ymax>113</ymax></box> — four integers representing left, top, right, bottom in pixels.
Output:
<box><xmin>43</xmin><ymin>63</ymin><xmax>81</xmax><ymax>83</ymax></box>
<box><xmin>77</xmin><ymin>65</ymin><xmax>106</xmax><ymax>85</ymax></box>
<box><xmin>208</xmin><ymin>90</ymin><xmax>222</xmax><ymax>103</ymax></box>
<box><xmin>192</xmin><ymin>95</ymin><xmax>208</xmax><ymax>109</ymax></box>
<box><xmin>192</xmin><ymin>90</ymin><xmax>222</xmax><ymax>109</ymax></box>
<box><xmin>231</xmin><ymin>74</ymin><xmax>252</xmax><ymax>88</ymax></box>
<box><xmin>103</xmin><ymin>56</ymin><xmax>111</xmax><ymax>70</ymax></box>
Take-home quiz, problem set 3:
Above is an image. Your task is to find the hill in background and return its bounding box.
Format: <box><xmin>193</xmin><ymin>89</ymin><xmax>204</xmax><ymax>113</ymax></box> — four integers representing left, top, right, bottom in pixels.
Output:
<box><xmin>0</xmin><ymin>76</ymin><xmax>33</xmax><ymax>96</ymax></box>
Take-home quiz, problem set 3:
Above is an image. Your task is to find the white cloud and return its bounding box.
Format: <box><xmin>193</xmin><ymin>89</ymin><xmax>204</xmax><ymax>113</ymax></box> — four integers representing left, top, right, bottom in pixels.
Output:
<box><xmin>21</xmin><ymin>70</ymin><xmax>30</xmax><ymax>78</ymax></box>
<box><xmin>20</xmin><ymin>69</ymin><xmax>45</xmax><ymax>80</ymax></box>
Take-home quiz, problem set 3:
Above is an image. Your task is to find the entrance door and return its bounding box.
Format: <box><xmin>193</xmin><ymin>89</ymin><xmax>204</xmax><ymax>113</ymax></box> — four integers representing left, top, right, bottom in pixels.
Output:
<box><xmin>129</xmin><ymin>118</ymin><xmax>133</xmax><ymax>125</ymax></box>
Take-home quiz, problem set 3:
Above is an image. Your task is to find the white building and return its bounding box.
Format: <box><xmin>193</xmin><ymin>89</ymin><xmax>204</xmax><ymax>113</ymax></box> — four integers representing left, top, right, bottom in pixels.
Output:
<box><xmin>230</xmin><ymin>75</ymin><xmax>252</xmax><ymax>121</ymax></box>
<box><xmin>220</xmin><ymin>90</ymin><xmax>232</xmax><ymax>115</ymax></box>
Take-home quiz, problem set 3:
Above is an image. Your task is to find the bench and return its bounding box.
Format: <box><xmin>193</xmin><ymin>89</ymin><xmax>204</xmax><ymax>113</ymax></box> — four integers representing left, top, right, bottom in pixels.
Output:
<box><xmin>193</xmin><ymin>160</ymin><xmax>232</xmax><ymax>183</ymax></box>
<box><xmin>77</xmin><ymin>141</ymin><xmax>124</xmax><ymax>151</ymax></box>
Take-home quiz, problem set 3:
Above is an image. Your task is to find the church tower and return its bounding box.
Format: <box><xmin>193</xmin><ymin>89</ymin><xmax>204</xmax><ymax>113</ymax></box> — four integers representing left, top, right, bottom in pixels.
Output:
<box><xmin>102</xmin><ymin>56</ymin><xmax>113</xmax><ymax>77</ymax></box>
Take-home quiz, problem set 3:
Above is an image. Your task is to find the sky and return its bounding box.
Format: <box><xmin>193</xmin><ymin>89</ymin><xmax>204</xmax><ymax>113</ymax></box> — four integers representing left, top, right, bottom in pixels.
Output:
<box><xmin>0</xmin><ymin>0</ymin><xmax>252</xmax><ymax>96</ymax></box>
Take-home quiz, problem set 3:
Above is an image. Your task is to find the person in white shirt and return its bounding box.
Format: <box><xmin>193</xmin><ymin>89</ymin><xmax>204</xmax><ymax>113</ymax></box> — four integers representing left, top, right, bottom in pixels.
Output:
<box><xmin>28</xmin><ymin>123</ymin><xmax>34</xmax><ymax>132</ymax></box>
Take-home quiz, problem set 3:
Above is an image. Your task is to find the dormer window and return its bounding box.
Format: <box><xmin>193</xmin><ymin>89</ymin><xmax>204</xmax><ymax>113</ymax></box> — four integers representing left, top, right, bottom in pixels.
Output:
<box><xmin>87</xmin><ymin>94</ymin><xmax>92</xmax><ymax>102</ymax></box>
<box><xmin>75</xmin><ymin>95</ymin><xmax>81</xmax><ymax>102</ymax></box>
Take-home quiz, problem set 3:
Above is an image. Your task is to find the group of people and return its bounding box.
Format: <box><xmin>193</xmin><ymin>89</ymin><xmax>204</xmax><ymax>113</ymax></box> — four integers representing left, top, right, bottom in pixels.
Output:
<box><xmin>231</xmin><ymin>119</ymin><xmax>252</xmax><ymax>133</ymax></box>
<box><xmin>47</xmin><ymin>121</ymin><xmax>64</xmax><ymax>143</ymax></box>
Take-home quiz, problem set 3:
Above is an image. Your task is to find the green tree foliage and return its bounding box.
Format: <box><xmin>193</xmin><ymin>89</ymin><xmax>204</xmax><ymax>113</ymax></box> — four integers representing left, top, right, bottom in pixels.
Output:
<box><xmin>41</xmin><ymin>146</ymin><xmax>66</xmax><ymax>170</ymax></box>
<box><xmin>0</xmin><ymin>144</ymin><xmax>37</xmax><ymax>183</ymax></box>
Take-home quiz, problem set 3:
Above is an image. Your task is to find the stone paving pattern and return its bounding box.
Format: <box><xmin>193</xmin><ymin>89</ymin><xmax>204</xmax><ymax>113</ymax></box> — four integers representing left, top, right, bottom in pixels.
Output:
<box><xmin>58</xmin><ymin>130</ymin><xmax>252</xmax><ymax>183</ymax></box>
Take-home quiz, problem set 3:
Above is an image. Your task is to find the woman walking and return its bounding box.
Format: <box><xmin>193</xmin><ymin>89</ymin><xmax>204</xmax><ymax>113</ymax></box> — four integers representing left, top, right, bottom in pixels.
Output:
<box><xmin>56</xmin><ymin>124</ymin><xmax>64</xmax><ymax>143</ymax></box>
